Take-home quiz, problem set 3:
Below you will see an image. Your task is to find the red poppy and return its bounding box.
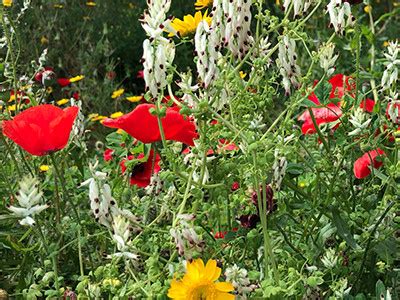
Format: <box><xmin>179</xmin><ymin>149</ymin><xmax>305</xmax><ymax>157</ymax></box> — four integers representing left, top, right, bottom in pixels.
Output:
<box><xmin>120</xmin><ymin>150</ymin><xmax>161</xmax><ymax>187</ymax></box>
<box><xmin>353</xmin><ymin>149</ymin><xmax>385</xmax><ymax>179</ymax></box>
<box><xmin>298</xmin><ymin>104</ymin><xmax>342</xmax><ymax>134</ymax></box>
<box><xmin>360</xmin><ymin>98</ymin><xmax>376</xmax><ymax>113</ymax></box>
<box><xmin>103</xmin><ymin>149</ymin><xmax>113</xmax><ymax>161</ymax></box>
<box><xmin>102</xmin><ymin>103</ymin><xmax>198</xmax><ymax>146</ymax></box>
<box><xmin>2</xmin><ymin>104</ymin><xmax>79</xmax><ymax>156</ymax></box>
<box><xmin>136</xmin><ymin>70</ymin><xmax>144</xmax><ymax>79</ymax></box>
<box><xmin>57</xmin><ymin>78</ymin><xmax>71</xmax><ymax>87</ymax></box>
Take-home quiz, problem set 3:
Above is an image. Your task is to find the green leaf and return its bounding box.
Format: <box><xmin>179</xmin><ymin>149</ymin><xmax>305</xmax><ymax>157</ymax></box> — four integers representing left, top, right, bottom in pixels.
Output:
<box><xmin>330</xmin><ymin>207</ymin><xmax>361</xmax><ymax>251</ymax></box>
<box><xmin>314</xmin><ymin>80</ymin><xmax>332</xmax><ymax>105</ymax></box>
<box><xmin>375</xmin><ymin>280</ymin><xmax>386</xmax><ymax>300</ymax></box>
<box><xmin>360</xmin><ymin>25</ymin><xmax>374</xmax><ymax>44</ymax></box>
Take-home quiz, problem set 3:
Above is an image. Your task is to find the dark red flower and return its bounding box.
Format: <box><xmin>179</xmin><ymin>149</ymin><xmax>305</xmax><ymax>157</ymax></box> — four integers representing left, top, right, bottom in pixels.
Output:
<box><xmin>103</xmin><ymin>149</ymin><xmax>113</xmax><ymax>161</ymax></box>
<box><xmin>353</xmin><ymin>149</ymin><xmax>385</xmax><ymax>179</ymax></box>
<box><xmin>57</xmin><ymin>78</ymin><xmax>71</xmax><ymax>87</ymax></box>
<box><xmin>102</xmin><ymin>104</ymin><xmax>198</xmax><ymax>146</ymax></box>
<box><xmin>35</xmin><ymin>67</ymin><xmax>54</xmax><ymax>85</ymax></box>
<box><xmin>238</xmin><ymin>214</ymin><xmax>260</xmax><ymax>229</ymax></box>
<box><xmin>252</xmin><ymin>184</ymin><xmax>277</xmax><ymax>214</ymax></box>
<box><xmin>231</xmin><ymin>181</ymin><xmax>240</xmax><ymax>191</ymax></box>
<box><xmin>2</xmin><ymin>104</ymin><xmax>79</xmax><ymax>156</ymax></box>
<box><xmin>120</xmin><ymin>150</ymin><xmax>161</xmax><ymax>187</ymax></box>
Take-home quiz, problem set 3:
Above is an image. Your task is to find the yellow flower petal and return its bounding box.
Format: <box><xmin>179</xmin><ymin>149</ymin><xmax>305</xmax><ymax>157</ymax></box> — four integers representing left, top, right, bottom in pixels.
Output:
<box><xmin>3</xmin><ymin>0</ymin><xmax>12</xmax><ymax>7</ymax></box>
<box><xmin>170</xmin><ymin>11</ymin><xmax>211</xmax><ymax>38</ymax></box>
<box><xmin>86</xmin><ymin>1</ymin><xmax>96</xmax><ymax>6</ymax></box>
<box><xmin>39</xmin><ymin>165</ymin><xmax>50</xmax><ymax>172</ymax></box>
<box><xmin>69</xmin><ymin>75</ymin><xmax>85</xmax><ymax>83</ymax></box>
<box><xmin>126</xmin><ymin>95</ymin><xmax>143</xmax><ymax>102</ymax></box>
<box><xmin>112</xmin><ymin>88</ymin><xmax>125</xmax><ymax>99</ymax></box>
<box><xmin>194</xmin><ymin>0</ymin><xmax>213</xmax><ymax>10</ymax></box>
<box><xmin>110</xmin><ymin>111</ymin><xmax>124</xmax><ymax>119</ymax></box>
<box><xmin>205</xmin><ymin>259</ymin><xmax>221</xmax><ymax>282</ymax></box>
<box><xmin>56</xmin><ymin>99</ymin><xmax>69</xmax><ymax>106</ymax></box>
<box><xmin>215</xmin><ymin>282</ymin><xmax>234</xmax><ymax>292</ymax></box>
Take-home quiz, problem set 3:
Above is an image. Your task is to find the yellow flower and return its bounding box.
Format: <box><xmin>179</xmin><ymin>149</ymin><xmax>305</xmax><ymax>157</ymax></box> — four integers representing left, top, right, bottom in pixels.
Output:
<box><xmin>40</xmin><ymin>36</ymin><xmax>49</xmax><ymax>45</ymax></box>
<box><xmin>383</xmin><ymin>41</ymin><xmax>389</xmax><ymax>47</ymax></box>
<box><xmin>39</xmin><ymin>165</ymin><xmax>50</xmax><ymax>172</ymax></box>
<box><xmin>110</xmin><ymin>112</ymin><xmax>124</xmax><ymax>119</ymax></box>
<box><xmin>69</xmin><ymin>75</ymin><xmax>85</xmax><ymax>83</ymax></box>
<box><xmin>89</xmin><ymin>113</ymin><xmax>107</xmax><ymax>122</ymax></box>
<box><xmin>239</xmin><ymin>71</ymin><xmax>247</xmax><ymax>79</ymax></box>
<box><xmin>170</xmin><ymin>11</ymin><xmax>212</xmax><ymax>38</ymax></box>
<box><xmin>3</xmin><ymin>0</ymin><xmax>12</xmax><ymax>7</ymax></box>
<box><xmin>168</xmin><ymin>259</ymin><xmax>234</xmax><ymax>300</ymax></box>
<box><xmin>126</xmin><ymin>95</ymin><xmax>143</xmax><ymax>103</ymax></box>
<box><xmin>56</xmin><ymin>99</ymin><xmax>69</xmax><ymax>106</ymax></box>
<box><xmin>364</xmin><ymin>5</ymin><xmax>372</xmax><ymax>13</ymax></box>
<box><xmin>86</xmin><ymin>1</ymin><xmax>96</xmax><ymax>6</ymax></box>
<box><xmin>194</xmin><ymin>0</ymin><xmax>213</xmax><ymax>10</ymax></box>
<box><xmin>102</xmin><ymin>278</ymin><xmax>121</xmax><ymax>287</ymax></box>
<box><xmin>8</xmin><ymin>94</ymin><xmax>16</xmax><ymax>102</ymax></box>
<box><xmin>112</xmin><ymin>88</ymin><xmax>125</xmax><ymax>99</ymax></box>
<box><xmin>116</xmin><ymin>129</ymin><xmax>124</xmax><ymax>134</ymax></box>
<box><xmin>7</xmin><ymin>104</ymin><xmax>16</xmax><ymax>112</ymax></box>
<box><xmin>54</xmin><ymin>4</ymin><xmax>64</xmax><ymax>8</ymax></box>
<box><xmin>46</xmin><ymin>87</ymin><xmax>53</xmax><ymax>94</ymax></box>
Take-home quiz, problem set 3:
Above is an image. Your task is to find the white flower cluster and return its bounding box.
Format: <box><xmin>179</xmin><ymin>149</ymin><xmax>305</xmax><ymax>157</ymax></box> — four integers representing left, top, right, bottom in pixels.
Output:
<box><xmin>195</xmin><ymin>21</ymin><xmax>219</xmax><ymax>89</ymax></box>
<box><xmin>321</xmin><ymin>248</ymin><xmax>338</xmax><ymax>269</ymax></box>
<box><xmin>183</xmin><ymin>141</ymin><xmax>214</xmax><ymax>185</ymax></box>
<box><xmin>272</xmin><ymin>154</ymin><xmax>288</xmax><ymax>192</ymax></box>
<box><xmin>7</xmin><ymin>176</ymin><xmax>48</xmax><ymax>226</ymax></box>
<box><xmin>79</xmin><ymin>161</ymin><xmax>138</xmax><ymax>228</ymax></box>
<box><xmin>170</xmin><ymin>214</ymin><xmax>204</xmax><ymax>258</ymax></box>
<box><xmin>348</xmin><ymin>107</ymin><xmax>372</xmax><ymax>136</ymax></box>
<box><xmin>319</xmin><ymin>42</ymin><xmax>339</xmax><ymax>76</ymax></box>
<box><xmin>283</xmin><ymin>0</ymin><xmax>313</xmax><ymax>17</ymax></box>
<box><xmin>141</xmin><ymin>0</ymin><xmax>176</xmax><ymax>97</ymax></box>
<box><xmin>225</xmin><ymin>264</ymin><xmax>257</xmax><ymax>298</ymax></box>
<box><xmin>111</xmin><ymin>215</ymin><xmax>139</xmax><ymax>261</ymax></box>
<box><xmin>381</xmin><ymin>41</ymin><xmax>399</xmax><ymax>91</ymax></box>
<box><xmin>277</xmin><ymin>35</ymin><xmax>301</xmax><ymax>94</ymax></box>
<box><xmin>326</xmin><ymin>0</ymin><xmax>355</xmax><ymax>35</ymax></box>
<box><xmin>386</xmin><ymin>97</ymin><xmax>400</xmax><ymax>125</ymax></box>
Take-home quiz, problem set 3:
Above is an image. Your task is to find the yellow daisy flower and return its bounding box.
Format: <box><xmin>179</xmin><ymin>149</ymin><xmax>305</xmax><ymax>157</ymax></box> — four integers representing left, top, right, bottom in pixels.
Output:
<box><xmin>86</xmin><ymin>1</ymin><xmax>96</xmax><ymax>6</ymax></box>
<box><xmin>69</xmin><ymin>75</ymin><xmax>85</xmax><ymax>83</ymax></box>
<box><xmin>110</xmin><ymin>111</ymin><xmax>124</xmax><ymax>119</ymax></box>
<box><xmin>56</xmin><ymin>99</ymin><xmax>69</xmax><ymax>106</ymax></box>
<box><xmin>170</xmin><ymin>11</ymin><xmax>211</xmax><ymax>38</ymax></box>
<box><xmin>8</xmin><ymin>94</ymin><xmax>16</xmax><ymax>102</ymax></box>
<box><xmin>168</xmin><ymin>259</ymin><xmax>235</xmax><ymax>300</ymax></box>
<box><xmin>239</xmin><ymin>71</ymin><xmax>247</xmax><ymax>79</ymax></box>
<box><xmin>7</xmin><ymin>104</ymin><xmax>16</xmax><ymax>112</ymax></box>
<box><xmin>39</xmin><ymin>165</ymin><xmax>50</xmax><ymax>172</ymax></box>
<box><xmin>3</xmin><ymin>0</ymin><xmax>12</xmax><ymax>7</ymax></box>
<box><xmin>364</xmin><ymin>5</ymin><xmax>372</xmax><ymax>13</ymax></box>
<box><xmin>126</xmin><ymin>95</ymin><xmax>143</xmax><ymax>103</ymax></box>
<box><xmin>112</xmin><ymin>88</ymin><xmax>125</xmax><ymax>99</ymax></box>
<box><xmin>195</xmin><ymin>0</ymin><xmax>213</xmax><ymax>10</ymax></box>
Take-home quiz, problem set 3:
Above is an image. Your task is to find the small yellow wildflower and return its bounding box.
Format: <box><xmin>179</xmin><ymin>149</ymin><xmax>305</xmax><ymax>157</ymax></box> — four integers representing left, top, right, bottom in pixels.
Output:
<box><xmin>8</xmin><ymin>94</ymin><xmax>16</xmax><ymax>102</ymax></box>
<box><xmin>364</xmin><ymin>5</ymin><xmax>372</xmax><ymax>13</ymax></box>
<box><xmin>112</xmin><ymin>88</ymin><xmax>125</xmax><ymax>99</ymax></box>
<box><xmin>2</xmin><ymin>0</ymin><xmax>12</xmax><ymax>7</ymax></box>
<box><xmin>168</xmin><ymin>259</ymin><xmax>234</xmax><ymax>300</ymax></box>
<box><xmin>7</xmin><ymin>104</ymin><xmax>16</xmax><ymax>112</ymax></box>
<box><xmin>194</xmin><ymin>0</ymin><xmax>213</xmax><ymax>10</ymax></box>
<box><xmin>110</xmin><ymin>112</ymin><xmax>124</xmax><ymax>119</ymax></box>
<box><xmin>56</xmin><ymin>99</ymin><xmax>69</xmax><ymax>106</ymax></box>
<box><xmin>239</xmin><ymin>71</ymin><xmax>247</xmax><ymax>79</ymax></box>
<box><xmin>86</xmin><ymin>1</ymin><xmax>96</xmax><ymax>6</ymax></box>
<box><xmin>126</xmin><ymin>95</ymin><xmax>143</xmax><ymax>103</ymax></box>
<box><xmin>39</xmin><ymin>165</ymin><xmax>50</xmax><ymax>172</ymax></box>
<box><xmin>116</xmin><ymin>129</ymin><xmax>124</xmax><ymax>134</ymax></box>
<box><xmin>40</xmin><ymin>36</ymin><xmax>49</xmax><ymax>45</ymax></box>
<box><xmin>69</xmin><ymin>75</ymin><xmax>85</xmax><ymax>83</ymax></box>
<box><xmin>170</xmin><ymin>11</ymin><xmax>211</xmax><ymax>38</ymax></box>
<box><xmin>299</xmin><ymin>181</ymin><xmax>306</xmax><ymax>188</ymax></box>
<box><xmin>54</xmin><ymin>4</ymin><xmax>64</xmax><ymax>8</ymax></box>
<box><xmin>46</xmin><ymin>87</ymin><xmax>53</xmax><ymax>94</ymax></box>
<box><xmin>383</xmin><ymin>41</ymin><xmax>389</xmax><ymax>47</ymax></box>
<box><xmin>88</xmin><ymin>113</ymin><xmax>107</xmax><ymax>122</ymax></box>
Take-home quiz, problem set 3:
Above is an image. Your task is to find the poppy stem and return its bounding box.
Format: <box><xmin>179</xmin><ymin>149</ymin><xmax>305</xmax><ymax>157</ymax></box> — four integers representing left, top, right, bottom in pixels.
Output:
<box><xmin>0</xmin><ymin>134</ymin><xmax>22</xmax><ymax>178</ymax></box>
<box><xmin>307</xmin><ymin>107</ymin><xmax>331</xmax><ymax>155</ymax></box>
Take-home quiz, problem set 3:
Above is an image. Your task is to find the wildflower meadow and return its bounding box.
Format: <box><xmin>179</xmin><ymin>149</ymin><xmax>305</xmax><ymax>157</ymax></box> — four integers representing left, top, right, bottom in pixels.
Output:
<box><xmin>0</xmin><ymin>0</ymin><xmax>399</xmax><ymax>299</ymax></box>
